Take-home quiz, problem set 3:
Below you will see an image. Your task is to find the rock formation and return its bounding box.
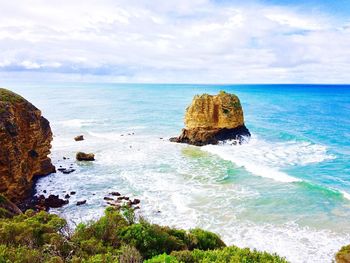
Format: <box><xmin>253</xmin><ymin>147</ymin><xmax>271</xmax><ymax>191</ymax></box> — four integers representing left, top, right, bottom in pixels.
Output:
<box><xmin>170</xmin><ymin>91</ymin><xmax>250</xmax><ymax>146</ymax></box>
<box><xmin>0</xmin><ymin>88</ymin><xmax>55</xmax><ymax>203</ymax></box>
<box><xmin>74</xmin><ymin>135</ymin><xmax>84</xmax><ymax>141</ymax></box>
<box><xmin>76</xmin><ymin>152</ymin><xmax>95</xmax><ymax>161</ymax></box>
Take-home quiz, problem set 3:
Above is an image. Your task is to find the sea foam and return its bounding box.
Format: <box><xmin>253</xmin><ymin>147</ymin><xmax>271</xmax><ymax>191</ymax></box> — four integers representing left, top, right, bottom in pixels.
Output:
<box><xmin>202</xmin><ymin>135</ymin><xmax>335</xmax><ymax>183</ymax></box>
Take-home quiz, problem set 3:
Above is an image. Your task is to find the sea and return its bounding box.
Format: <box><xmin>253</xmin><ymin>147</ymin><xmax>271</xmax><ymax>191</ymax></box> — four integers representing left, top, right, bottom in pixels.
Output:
<box><xmin>6</xmin><ymin>83</ymin><xmax>350</xmax><ymax>263</ymax></box>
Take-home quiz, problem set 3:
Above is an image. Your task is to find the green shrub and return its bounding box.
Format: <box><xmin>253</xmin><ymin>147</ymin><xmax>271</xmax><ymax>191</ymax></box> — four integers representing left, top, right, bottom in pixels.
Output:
<box><xmin>0</xmin><ymin>207</ymin><xmax>288</xmax><ymax>263</ymax></box>
<box><xmin>144</xmin><ymin>253</ymin><xmax>179</xmax><ymax>263</ymax></box>
<box><xmin>73</xmin><ymin>207</ymin><xmax>128</xmax><ymax>249</ymax></box>
<box><xmin>118</xmin><ymin>245</ymin><xmax>142</xmax><ymax>263</ymax></box>
<box><xmin>118</xmin><ymin>221</ymin><xmax>187</xmax><ymax>259</ymax></box>
<box><xmin>0</xmin><ymin>210</ymin><xmax>66</xmax><ymax>248</ymax></box>
<box><xmin>189</xmin><ymin>246</ymin><xmax>288</xmax><ymax>263</ymax></box>
<box><xmin>170</xmin><ymin>250</ymin><xmax>194</xmax><ymax>263</ymax></box>
<box><xmin>0</xmin><ymin>244</ymin><xmax>44</xmax><ymax>263</ymax></box>
<box><xmin>189</xmin><ymin>228</ymin><xmax>226</xmax><ymax>251</ymax></box>
<box><xmin>81</xmin><ymin>253</ymin><xmax>119</xmax><ymax>263</ymax></box>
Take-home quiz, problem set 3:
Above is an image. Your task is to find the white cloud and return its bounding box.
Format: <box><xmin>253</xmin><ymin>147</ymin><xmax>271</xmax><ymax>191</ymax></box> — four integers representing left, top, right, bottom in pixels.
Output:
<box><xmin>0</xmin><ymin>0</ymin><xmax>349</xmax><ymax>83</ymax></box>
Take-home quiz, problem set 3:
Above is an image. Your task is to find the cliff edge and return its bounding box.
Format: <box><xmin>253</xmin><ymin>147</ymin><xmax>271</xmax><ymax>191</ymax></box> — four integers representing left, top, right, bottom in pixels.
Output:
<box><xmin>0</xmin><ymin>88</ymin><xmax>55</xmax><ymax>203</ymax></box>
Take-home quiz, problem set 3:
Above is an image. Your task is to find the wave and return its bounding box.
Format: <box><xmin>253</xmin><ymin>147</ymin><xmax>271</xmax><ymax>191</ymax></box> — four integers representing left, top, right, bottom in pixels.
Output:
<box><xmin>202</xmin><ymin>135</ymin><xmax>335</xmax><ymax>183</ymax></box>
<box><xmin>340</xmin><ymin>190</ymin><xmax>350</xmax><ymax>201</ymax></box>
<box><xmin>59</xmin><ymin>119</ymin><xmax>97</xmax><ymax>128</ymax></box>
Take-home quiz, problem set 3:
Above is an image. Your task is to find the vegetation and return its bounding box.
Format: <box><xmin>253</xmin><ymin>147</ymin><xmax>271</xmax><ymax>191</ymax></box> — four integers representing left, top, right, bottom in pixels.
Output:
<box><xmin>0</xmin><ymin>88</ymin><xmax>24</xmax><ymax>104</ymax></box>
<box><xmin>0</xmin><ymin>206</ymin><xmax>289</xmax><ymax>262</ymax></box>
<box><xmin>145</xmin><ymin>246</ymin><xmax>288</xmax><ymax>263</ymax></box>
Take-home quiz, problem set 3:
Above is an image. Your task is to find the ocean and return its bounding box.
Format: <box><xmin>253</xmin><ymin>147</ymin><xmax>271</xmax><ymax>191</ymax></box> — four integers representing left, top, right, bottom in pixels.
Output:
<box><xmin>7</xmin><ymin>83</ymin><xmax>350</xmax><ymax>263</ymax></box>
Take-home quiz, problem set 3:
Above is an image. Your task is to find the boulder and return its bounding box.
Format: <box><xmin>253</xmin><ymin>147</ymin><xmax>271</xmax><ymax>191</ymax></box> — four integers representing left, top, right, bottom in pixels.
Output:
<box><xmin>76</xmin><ymin>152</ymin><xmax>95</xmax><ymax>161</ymax></box>
<box><xmin>74</xmin><ymin>135</ymin><xmax>84</xmax><ymax>141</ymax></box>
<box><xmin>170</xmin><ymin>91</ymin><xmax>250</xmax><ymax>146</ymax></box>
<box><xmin>0</xmin><ymin>88</ymin><xmax>55</xmax><ymax>203</ymax></box>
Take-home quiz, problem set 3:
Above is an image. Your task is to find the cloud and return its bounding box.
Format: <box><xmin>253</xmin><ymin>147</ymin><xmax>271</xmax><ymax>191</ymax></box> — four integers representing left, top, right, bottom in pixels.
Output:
<box><xmin>0</xmin><ymin>0</ymin><xmax>349</xmax><ymax>83</ymax></box>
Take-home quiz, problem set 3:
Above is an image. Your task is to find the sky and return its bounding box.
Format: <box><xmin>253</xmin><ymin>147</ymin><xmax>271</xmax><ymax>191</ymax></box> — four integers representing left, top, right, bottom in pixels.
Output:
<box><xmin>0</xmin><ymin>0</ymin><xmax>350</xmax><ymax>84</ymax></box>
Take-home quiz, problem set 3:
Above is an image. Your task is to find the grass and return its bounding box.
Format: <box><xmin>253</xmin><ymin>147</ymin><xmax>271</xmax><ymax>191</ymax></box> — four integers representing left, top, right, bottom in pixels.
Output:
<box><xmin>0</xmin><ymin>88</ymin><xmax>25</xmax><ymax>104</ymax></box>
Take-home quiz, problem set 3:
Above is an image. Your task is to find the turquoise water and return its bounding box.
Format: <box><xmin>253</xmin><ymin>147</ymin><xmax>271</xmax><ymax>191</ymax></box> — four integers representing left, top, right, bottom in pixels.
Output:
<box><xmin>7</xmin><ymin>83</ymin><xmax>350</xmax><ymax>262</ymax></box>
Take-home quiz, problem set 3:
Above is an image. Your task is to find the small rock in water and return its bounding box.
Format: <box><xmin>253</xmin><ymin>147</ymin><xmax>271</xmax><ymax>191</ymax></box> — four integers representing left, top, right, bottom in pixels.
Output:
<box><xmin>57</xmin><ymin>168</ymin><xmax>75</xmax><ymax>174</ymax></box>
<box><xmin>74</xmin><ymin>135</ymin><xmax>84</xmax><ymax>141</ymax></box>
<box><xmin>43</xmin><ymin>190</ymin><xmax>47</xmax><ymax>193</ymax></box>
<box><xmin>131</xmin><ymin>199</ymin><xmax>141</xmax><ymax>205</ymax></box>
<box><xmin>62</xmin><ymin>168</ymin><xmax>75</xmax><ymax>174</ymax></box>
<box><xmin>64</xmin><ymin>194</ymin><xmax>70</xmax><ymax>199</ymax></box>
<box><xmin>70</xmin><ymin>191</ymin><xmax>76</xmax><ymax>195</ymax></box>
<box><xmin>76</xmin><ymin>200</ymin><xmax>87</xmax><ymax>206</ymax></box>
<box><xmin>76</xmin><ymin>152</ymin><xmax>95</xmax><ymax>161</ymax></box>
<box><xmin>63</xmin><ymin>157</ymin><xmax>67</xmax><ymax>160</ymax></box>
<box><xmin>110</xmin><ymin>192</ymin><xmax>121</xmax><ymax>196</ymax></box>
<box><xmin>45</xmin><ymin>194</ymin><xmax>69</xmax><ymax>208</ymax></box>
<box><xmin>104</xmin><ymin>197</ymin><xmax>114</xmax><ymax>201</ymax></box>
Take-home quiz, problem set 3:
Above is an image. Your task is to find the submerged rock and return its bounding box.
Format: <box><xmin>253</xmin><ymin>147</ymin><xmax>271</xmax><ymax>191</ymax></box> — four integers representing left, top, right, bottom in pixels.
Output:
<box><xmin>170</xmin><ymin>91</ymin><xmax>250</xmax><ymax>146</ymax></box>
<box><xmin>0</xmin><ymin>88</ymin><xmax>55</xmax><ymax>203</ymax></box>
<box><xmin>76</xmin><ymin>152</ymin><xmax>95</xmax><ymax>161</ymax></box>
<box><xmin>76</xmin><ymin>200</ymin><xmax>87</xmax><ymax>206</ymax></box>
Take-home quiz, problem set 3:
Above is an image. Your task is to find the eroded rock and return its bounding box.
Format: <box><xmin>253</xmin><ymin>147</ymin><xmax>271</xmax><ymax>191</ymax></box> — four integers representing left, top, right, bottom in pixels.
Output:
<box><xmin>74</xmin><ymin>135</ymin><xmax>84</xmax><ymax>141</ymax></box>
<box><xmin>0</xmin><ymin>88</ymin><xmax>55</xmax><ymax>203</ymax></box>
<box><xmin>170</xmin><ymin>91</ymin><xmax>250</xmax><ymax>146</ymax></box>
<box><xmin>76</xmin><ymin>152</ymin><xmax>95</xmax><ymax>161</ymax></box>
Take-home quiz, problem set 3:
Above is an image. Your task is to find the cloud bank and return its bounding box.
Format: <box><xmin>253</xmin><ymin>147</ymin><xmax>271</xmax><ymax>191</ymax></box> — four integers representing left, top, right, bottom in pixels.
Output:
<box><xmin>0</xmin><ymin>0</ymin><xmax>349</xmax><ymax>83</ymax></box>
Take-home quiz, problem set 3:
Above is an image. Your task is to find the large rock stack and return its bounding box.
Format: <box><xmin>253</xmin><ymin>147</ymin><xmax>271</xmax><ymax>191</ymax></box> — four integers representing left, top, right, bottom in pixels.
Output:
<box><xmin>170</xmin><ymin>91</ymin><xmax>250</xmax><ymax>146</ymax></box>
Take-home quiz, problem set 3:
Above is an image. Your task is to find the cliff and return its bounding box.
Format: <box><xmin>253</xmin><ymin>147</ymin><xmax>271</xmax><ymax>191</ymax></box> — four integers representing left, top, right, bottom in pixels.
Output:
<box><xmin>0</xmin><ymin>88</ymin><xmax>55</xmax><ymax>203</ymax></box>
<box><xmin>170</xmin><ymin>91</ymin><xmax>250</xmax><ymax>146</ymax></box>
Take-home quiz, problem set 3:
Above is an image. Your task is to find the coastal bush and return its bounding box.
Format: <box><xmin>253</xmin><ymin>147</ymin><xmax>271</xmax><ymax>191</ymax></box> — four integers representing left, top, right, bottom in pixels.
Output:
<box><xmin>149</xmin><ymin>246</ymin><xmax>288</xmax><ymax>263</ymax></box>
<box><xmin>118</xmin><ymin>221</ymin><xmax>187</xmax><ymax>258</ymax></box>
<box><xmin>0</xmin><ymin>206</ymin><xmax>289</xmax><ymax>263</ymax></box>
<box><xmin>188</xmin><ymin>228</ymin><xmax>226</xmax><ymax>250</ymax></box>
<box><xmin>144</xmin><ymin>253</ymin><xmax>179</xmax><ymax>263</ymax></box>
<box><xmin>0</xmin><ymin>210</ymin><xmax>66</xmax><ymax>248</ymax></box>
<box><xmin>72</xmin><ymin>207</ymin><xmax>128</xmax><ymax>248</ymax></box>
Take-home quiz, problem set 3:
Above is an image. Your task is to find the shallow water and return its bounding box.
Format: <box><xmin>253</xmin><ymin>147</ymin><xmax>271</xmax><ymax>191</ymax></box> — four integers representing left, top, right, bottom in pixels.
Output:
<box><xmin>7</xmin><ymin>83</ymin><xmax>350</xmax><ymax>263</ymax></box>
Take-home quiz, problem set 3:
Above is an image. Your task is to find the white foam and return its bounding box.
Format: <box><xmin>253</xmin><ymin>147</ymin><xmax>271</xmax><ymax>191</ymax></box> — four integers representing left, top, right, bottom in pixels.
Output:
<box><xmin>340</xmin><ymin>190</ymin><xmax>350</xmax><ymax>201</ymax></box>
<box><xmin>88</xmin><ymin>131</ymin><xmax>125</xmax><ymax>141</ymax></box>
<box><xmin>202</xmin><ymin>136</ymin><xmax>334</xmax><ymax>183</ymax></box>
<box><xmin>59</xmin><ymin>119</ymin><xmax>96</xmax><ymax>128</ymax></box>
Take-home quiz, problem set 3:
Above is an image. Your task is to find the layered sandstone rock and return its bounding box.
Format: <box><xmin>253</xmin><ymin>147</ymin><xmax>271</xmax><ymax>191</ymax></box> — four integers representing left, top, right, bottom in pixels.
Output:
<box><xmin>170</xmin><ymin>91</ymin><xmax>250</xmax><ymax>146</ymax></box>
<box><xmin>0</xmin><ymin>88</ymin><xmax>55</xmax><ymax>203</ymax></box>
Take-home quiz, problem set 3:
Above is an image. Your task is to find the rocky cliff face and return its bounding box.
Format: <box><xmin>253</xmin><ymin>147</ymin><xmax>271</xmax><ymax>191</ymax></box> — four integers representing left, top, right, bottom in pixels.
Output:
<box><xmin>0</xmin><ymin>88</ymin><xmax>55</xmax><ymax>203</ymax></box>
<box><xmin>170</xmin><ymin>91</ymin><xmax>250</xmax><ymax>146</ymax></box>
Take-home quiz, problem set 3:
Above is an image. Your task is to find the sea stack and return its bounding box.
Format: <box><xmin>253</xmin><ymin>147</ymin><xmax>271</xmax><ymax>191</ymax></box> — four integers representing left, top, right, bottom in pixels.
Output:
<box><xmin>0</xmin><ymin>88</ymin><xmax>55</xmax><ymax>203</ymax></box>
<box><xmin>170</xmin><ymin>91</ymin><xmax>250</xmax><ymax>146</ymax></box>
